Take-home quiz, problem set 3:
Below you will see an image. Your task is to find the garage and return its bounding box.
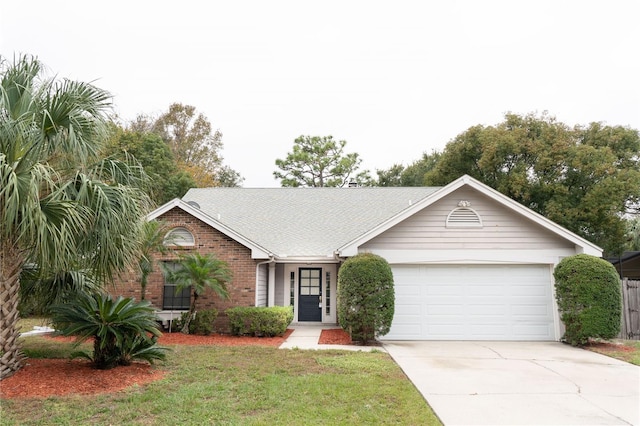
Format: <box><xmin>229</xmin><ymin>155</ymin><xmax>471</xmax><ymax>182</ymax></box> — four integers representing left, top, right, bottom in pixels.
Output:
<box><xmin>384</xmin><ymin>264</ymin><xmax>556</xmax><ymax>341</ymax></box>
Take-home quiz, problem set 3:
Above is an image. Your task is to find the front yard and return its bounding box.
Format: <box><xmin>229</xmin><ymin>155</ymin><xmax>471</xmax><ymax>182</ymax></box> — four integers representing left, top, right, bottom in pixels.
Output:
<box><xmin>5</xmin><ymin>318</ymin><xmax>638</xmax><ymax>425</ymax></box>
<box><xmin>1</xmin><ymin>321</ymin><xmax>441</xmax><ymax>425</ymax></box>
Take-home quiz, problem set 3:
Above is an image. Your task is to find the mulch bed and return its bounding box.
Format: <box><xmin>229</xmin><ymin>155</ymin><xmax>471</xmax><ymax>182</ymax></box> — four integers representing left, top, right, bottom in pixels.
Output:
<box><xmin>0</xmin><ymin>359</ymin><xmax>164</xmax><ymax>399</ymax></box>
<box><xmin>318</xmin><ymin>328</ymin><xmax>352</xmax><ymax>345</ymax></box>
<box><xmin>585</xmin><ymin>341</ymin><xmax>636</xmax><ymax>353</ymax></box>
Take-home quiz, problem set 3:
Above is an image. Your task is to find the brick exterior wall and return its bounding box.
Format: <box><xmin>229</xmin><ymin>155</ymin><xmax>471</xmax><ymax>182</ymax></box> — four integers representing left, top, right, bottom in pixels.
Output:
<box><xmin>112</xmin><ymin>207</ymin><xmax>259</xmax><ymax>333</ymax></box>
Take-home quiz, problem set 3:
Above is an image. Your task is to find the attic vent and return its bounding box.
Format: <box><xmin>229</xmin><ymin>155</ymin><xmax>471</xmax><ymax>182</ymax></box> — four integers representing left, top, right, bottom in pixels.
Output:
<box><xmin>186</xmin><ymin>201</ymin><xmax>200</xmax><ymax>209</ymax></box>
<box><xmin>164</xmin><ymin>227</ymin><xmax>195</xmax><ymax>246</ymax></box>
<box><xmin>446</xmin><ymin>207</ymin><xmax>482</xmax><ymax>228</ymax></box>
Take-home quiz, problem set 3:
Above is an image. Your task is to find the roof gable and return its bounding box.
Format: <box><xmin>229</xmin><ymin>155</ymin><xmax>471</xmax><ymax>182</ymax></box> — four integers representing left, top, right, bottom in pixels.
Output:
<box><xmin>147</xmin><ymin>199</ymin><xmax>272</xmax><ymax>259</ymax></box>
<box><xmin>339</xmin><ymin>175</ymin><xmax>602</xmax><ymax>256</ymax></box>
<box><xmin>360</xmin><ymin>185</ymin><xmax>575</xmax><ymax>252</ymax></box>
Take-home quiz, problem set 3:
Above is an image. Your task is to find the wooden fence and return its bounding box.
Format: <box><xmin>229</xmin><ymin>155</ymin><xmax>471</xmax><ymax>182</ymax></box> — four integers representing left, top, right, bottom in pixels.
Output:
<box><xmin>619</xmin><ymin>279</ymin><xmax>640</xmax><ymax>340</ymax></box>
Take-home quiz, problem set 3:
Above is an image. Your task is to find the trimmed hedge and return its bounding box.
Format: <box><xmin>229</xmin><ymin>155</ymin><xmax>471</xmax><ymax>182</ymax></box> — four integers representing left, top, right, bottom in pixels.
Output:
<box><xmin>226</xmin><ymin>306</ymin><xmax>293</xmax><ymax>337</ymax></box>
<box><xmin>337</xmin><ymin>253</ymin><xmax>395</xmax><ymax>345</ymax></box>
<box><xmin>554</xmin><ymin>254</ymin><xmax>622</xmax><ymax>346</ymax></box>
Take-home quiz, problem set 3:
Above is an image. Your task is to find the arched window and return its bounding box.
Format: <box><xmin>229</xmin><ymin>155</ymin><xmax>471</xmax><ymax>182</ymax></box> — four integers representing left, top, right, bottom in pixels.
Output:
<box><xmin>164</xmin><ymin>227</ymin><xmax>195</xmax><ymax>246</ymax></box>
<box><xmin>446</xmin><ymin>201</ymin><xmax>482</xmax><ymax>228</ymax></box>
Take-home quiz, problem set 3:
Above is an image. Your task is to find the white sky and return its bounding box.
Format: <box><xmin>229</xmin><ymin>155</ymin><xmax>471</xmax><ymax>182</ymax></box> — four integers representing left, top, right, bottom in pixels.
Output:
<box><xmin>1</xmin><ymin>1</ymin><xmax>638</xmax><ymax>187</ymax></box>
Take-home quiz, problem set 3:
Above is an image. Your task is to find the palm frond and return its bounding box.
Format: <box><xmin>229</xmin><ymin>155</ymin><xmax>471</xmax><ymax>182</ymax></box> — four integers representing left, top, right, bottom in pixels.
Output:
<box><xmin>20</xmin><ymin>266</ymin><xmax>101</xmax><ymax>314</ymax></box>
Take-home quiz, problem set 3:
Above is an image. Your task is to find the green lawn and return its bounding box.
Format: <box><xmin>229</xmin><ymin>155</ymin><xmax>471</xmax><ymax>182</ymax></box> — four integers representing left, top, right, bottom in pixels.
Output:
<box><xmin>1</xmin><ymin>329</ymin><xmax>441</xmax><ymax>425</ymax></box>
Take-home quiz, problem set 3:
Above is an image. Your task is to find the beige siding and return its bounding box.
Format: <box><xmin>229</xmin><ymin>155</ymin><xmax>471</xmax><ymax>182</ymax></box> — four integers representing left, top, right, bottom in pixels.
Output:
<box><xmin>274</xmin><ymin>264</ymin><xmax>285</xmax><ymax>306</ymax></box>
<box><xmin>362</xmin><ymin>187</ymin><xmax>573</xmax><ymax>251</ymax></box>
<box><xmin>256</xmin><ymin>263</ymin><xmax>268</xmax><ymax>307</ymax></box>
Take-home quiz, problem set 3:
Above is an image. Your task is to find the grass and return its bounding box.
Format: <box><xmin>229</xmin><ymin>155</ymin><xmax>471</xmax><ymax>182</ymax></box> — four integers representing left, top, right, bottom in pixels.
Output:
<box><xmin>1</xmin><ymin>321</ymin><xmax>441</xmax><ymax>425</ymax></box>
<box><xmin>585</xmin><ymin>339</ymin><xmax>640</xmax><ymax>366</ymax></box>
<box><xmin>15</xmin><ymin>316</ymin><xmax>52</xmax><ymax>332</ymax></box>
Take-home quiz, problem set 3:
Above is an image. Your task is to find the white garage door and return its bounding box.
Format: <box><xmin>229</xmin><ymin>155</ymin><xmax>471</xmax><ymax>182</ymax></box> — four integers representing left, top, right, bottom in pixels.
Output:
<box><xmin>384</xmin><ymin>264</ymin><xmax>556</xmax><ymax>341</ymax></box>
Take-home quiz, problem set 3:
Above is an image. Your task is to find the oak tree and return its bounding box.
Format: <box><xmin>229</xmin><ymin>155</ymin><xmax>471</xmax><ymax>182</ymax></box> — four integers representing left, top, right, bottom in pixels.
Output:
<box><xmin>375</xmin><ymin>151</ymin><xmax>441</xmax><ymax>187</ymax></box>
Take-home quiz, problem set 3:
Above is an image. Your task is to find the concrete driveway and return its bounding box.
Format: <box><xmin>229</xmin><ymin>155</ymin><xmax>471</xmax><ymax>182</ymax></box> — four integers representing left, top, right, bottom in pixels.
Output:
<box><xmin>383</xmin><ymin>341</ymin><xmax>640</xmax><ymax>425</ymax></box>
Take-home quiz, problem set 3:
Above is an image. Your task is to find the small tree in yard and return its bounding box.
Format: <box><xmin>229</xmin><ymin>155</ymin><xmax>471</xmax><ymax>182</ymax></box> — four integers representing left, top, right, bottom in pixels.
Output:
<box><xmin>164</xmin><ymin>253</ymin><xmax>231</xmax><ymax>334</ymax></box>
<box><xmin>337</xmin><ymin>253</ymin><xmax>395</xmax><ymax>345</ymax></box>
<box><xmin>554</xmin><ymin>254</ymin><xmax>622</xmax><ymax>346</ymax></box>
<box><xmin>136</xmin><ymin>220</ymin><xmax>172</xmax><ymax>300</ymax></box>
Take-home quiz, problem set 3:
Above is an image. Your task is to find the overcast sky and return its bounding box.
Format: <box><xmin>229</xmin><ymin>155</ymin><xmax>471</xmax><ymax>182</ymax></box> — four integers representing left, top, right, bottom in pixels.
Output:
<box><xmin>1</xmin><ymin>1</ymin><xmax>638</xmax><ymax>187</ymax></box>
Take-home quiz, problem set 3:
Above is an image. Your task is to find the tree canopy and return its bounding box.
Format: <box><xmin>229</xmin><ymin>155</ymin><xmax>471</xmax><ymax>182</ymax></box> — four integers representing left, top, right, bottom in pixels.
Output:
<box><xmin>375</xmin><ymin>151</ymin><xmax>441</xmax><ymax>187</ymax></box>
<box><xmin>274</xmin><ymin>135</ymin><xmax>370</xmax><ymax>187</ymax></box>
<box><xmin>104</xmin><ymin>127</ymin><xmax>196</xmax><ymax>205</ymax></box>
<box><xmin>131</xmin><ymin>103</ymin><xmax>243</xmax><ymax>188</ymax></box>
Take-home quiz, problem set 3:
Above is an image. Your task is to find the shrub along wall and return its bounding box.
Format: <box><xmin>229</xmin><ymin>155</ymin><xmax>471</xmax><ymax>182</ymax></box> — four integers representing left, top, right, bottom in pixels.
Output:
<box><xmin>226</xmin><ymin>306</ymin><xmax>293</xmax><ymax>337</ymax></box>
<box><xmin>337</xmin><ymin>253</ymin><xmax>394</xmax><ymax>345</ymax></box>
<box><xmin>554</xmin><ymin>254</ymin><xmax>622</xmax><ymax>346</ymax></box>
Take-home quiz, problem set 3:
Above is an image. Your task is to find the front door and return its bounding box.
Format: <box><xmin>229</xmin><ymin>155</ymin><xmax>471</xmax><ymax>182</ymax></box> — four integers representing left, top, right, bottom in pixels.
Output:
<box><xmin>298</xmin><ymin>268</ymin><xmax>322</xmax><ymax>321</ymax></box>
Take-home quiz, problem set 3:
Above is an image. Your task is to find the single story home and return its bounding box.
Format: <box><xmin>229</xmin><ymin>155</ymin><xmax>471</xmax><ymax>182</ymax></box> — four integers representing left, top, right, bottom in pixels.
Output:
<box><xmin>114</xmin><ymin>175</ymin><xmax>601</xmax><ymax>341</ymax></box>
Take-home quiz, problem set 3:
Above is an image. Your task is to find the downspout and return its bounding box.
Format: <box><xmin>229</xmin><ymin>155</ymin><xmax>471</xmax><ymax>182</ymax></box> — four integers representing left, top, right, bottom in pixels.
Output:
<box><xmin>255</xmin><ymin>255</ymin><xmax>275</xmax><ymax>307</ymax></box>
<box><xmin>333</xmin><ymin>250</ymin><xmax>345</xmax><ymax>324</ymax></box>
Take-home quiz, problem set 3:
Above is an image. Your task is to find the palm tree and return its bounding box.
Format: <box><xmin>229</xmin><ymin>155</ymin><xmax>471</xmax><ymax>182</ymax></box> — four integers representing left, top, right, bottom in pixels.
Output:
<box><xmin>137</xmin><ymin>220</ymin><xmax>172</xmax><ymax>300</ymax></box>
<box><xmin>164</xmin><ymin>253</ymin><xmax>231</xmax><ymax>334</ymax></box>
<box><xmin>0</xmin><ymin>55</ymin><xmax>149</xmax><ymax>379</ymax></box>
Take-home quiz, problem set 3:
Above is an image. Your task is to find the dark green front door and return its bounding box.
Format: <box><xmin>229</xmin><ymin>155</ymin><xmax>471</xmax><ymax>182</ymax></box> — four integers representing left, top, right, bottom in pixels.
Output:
<box><xmin>298</xmin><ymin>268</ymin><xmax>322</xmax><ymax>322</ymax></box>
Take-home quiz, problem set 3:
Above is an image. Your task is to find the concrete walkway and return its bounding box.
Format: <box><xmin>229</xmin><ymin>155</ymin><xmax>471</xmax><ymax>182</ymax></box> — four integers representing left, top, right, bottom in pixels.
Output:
<box><xmin>384</xmin><ymin>341</ymin><xmax>640</xmax><ymax>426</ymax></box>
<box><xmin>279</xmin><ymin>324</ymin><xmax>384</xmax><ymax>352</ymax></box>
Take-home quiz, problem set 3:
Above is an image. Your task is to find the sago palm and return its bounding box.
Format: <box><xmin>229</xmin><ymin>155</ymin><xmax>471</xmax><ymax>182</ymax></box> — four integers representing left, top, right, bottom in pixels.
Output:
<box><xmin>0</xmin><ymin>55</ymin><xmax>149</xmax><ymax>379</ymax></box>
<box><xmin>51</xmin><ymin>292</ymin><xmax>168</xmax><ymax>370</ymax></box>
<box><xmin>164</xmin><ymin>252</ymin><xmax>231</xmax><ymax>334</ymax></box>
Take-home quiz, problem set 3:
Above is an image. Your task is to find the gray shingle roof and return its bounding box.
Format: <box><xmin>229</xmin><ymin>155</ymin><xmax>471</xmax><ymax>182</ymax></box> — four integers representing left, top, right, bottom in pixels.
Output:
<box><xmin>182</xmin><ymin>187</ymin><xmax>440</xmax><ymax>258</ymax></box>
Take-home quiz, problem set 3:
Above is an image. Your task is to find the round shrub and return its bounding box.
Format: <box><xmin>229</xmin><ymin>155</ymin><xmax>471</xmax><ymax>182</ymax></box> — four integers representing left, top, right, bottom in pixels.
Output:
<box><xmin>337</xmin><ymin>253</ymin><xmax>395</xmax><ymax>344</ymax></box>
<box><xmin>554</xmin><ymin>254</ymin><xmax>622</xmax><ymax>346</ymax></box>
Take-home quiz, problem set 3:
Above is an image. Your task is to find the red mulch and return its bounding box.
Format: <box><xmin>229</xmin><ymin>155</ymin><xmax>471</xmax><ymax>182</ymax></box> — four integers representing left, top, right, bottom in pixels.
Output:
<box><xmin>0</xmin><ymin>359</ymin><xmax>164</xmax><ymax>399</ymax></box>
<box><xmin>585</xmin><ymin>341</ymin><xmax>635</xmax><ymax>353</ymax></box>
<box><xmin>0</xmin><ymin>329</ymin><xmax>293</xmax><ymax>400</ymax></box>
<box><xmin>318</xmin><ymin>328</ymin><xmax>352</xmax><ymax>345</ymax></box>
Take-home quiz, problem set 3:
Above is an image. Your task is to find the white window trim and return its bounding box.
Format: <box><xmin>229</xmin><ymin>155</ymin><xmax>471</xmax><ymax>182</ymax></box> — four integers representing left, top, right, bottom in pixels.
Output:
<box><xmin>164</xmin><ymin>227</ymin><xmax>195</xmax><ymax>246</ymax></box>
